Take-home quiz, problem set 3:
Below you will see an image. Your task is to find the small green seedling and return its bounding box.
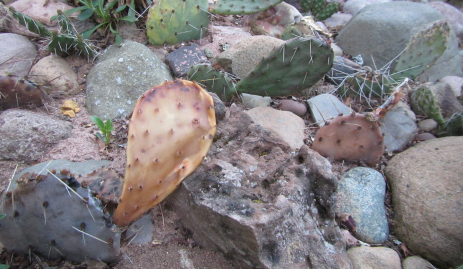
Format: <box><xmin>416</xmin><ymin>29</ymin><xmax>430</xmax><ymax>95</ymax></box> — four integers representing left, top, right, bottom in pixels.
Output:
<box><xmin>90</xmin><ymin>115</ymin><xmax>113</xmax><ymax>146</ymax></box>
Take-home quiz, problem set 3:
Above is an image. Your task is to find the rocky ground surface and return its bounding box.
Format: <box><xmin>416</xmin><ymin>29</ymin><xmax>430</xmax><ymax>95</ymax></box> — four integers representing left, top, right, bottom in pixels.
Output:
<box><xmin>0</xmin><ymin>0</ymin><xmax>463</xmax><ymax>268</ymax></box>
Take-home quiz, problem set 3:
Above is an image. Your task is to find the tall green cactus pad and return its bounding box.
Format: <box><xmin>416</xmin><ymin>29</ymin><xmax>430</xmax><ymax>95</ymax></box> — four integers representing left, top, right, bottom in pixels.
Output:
<box><xmin>146</xmin><ymin>0</ymin><xmax>210</xmax><ymax>45</ymax></box>
<box><xmin>392</xmin><ymin>20</ymin><xmax>450</xmax><ymax>81</ymax></box>
<box><xmin>9</xmin><ymin>7</ymin><xmax>51</xmax><ymax>37</ymax></box>
<box><xmin>208</xmin><ymin>0</ymin><xmax>283</xmax><ymax>15</ymax></box>
<box><xmin>235</xmin><ymin>37</ymin><xmax>333</xmax><ymax>96</ymax></box>
<box><xmin>409</xmin><ymin>84</ymin><xmax>445</xmax><ymax>124</ymax></box>
<box><xmin>188</xmin><ymin>63</ymin><xmax>236</xmax><ymax>102</ymax></box>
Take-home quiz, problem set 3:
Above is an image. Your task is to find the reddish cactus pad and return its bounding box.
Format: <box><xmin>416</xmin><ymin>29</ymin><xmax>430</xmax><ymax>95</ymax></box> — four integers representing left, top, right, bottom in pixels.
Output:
<box><xmin>312</xmin><ymin>113</ymin><xmax>384</xmax><ymax>166</ymax></box>
<box><xmin>112</xmin><ymin>80</ymin><xmax>216</xmax><ymax>226</ymax></box>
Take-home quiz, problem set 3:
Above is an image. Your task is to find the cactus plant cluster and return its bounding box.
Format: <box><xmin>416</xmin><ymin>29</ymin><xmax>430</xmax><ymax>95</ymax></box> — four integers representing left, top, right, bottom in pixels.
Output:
<box><xmin>188</xmin><ymin>36</ymin><xmax>334</xmax><ymax>101</ymax></box>
<box><xmin>146</xmin><ymin>0</ymin><xmax>210</xmax><ymax>45</ymax></box>
<box><xmin>337</xmin><ymin>20</ymin><xmax>450</xmax><ymax>100</ymax></box>
<box><xmin>112</xmin><ymin>80</ymin><xmax>216</xmax><ymax>227</ymax></box>
<box><xmin>312</xmin><ymin>79</ymin><xmax>407</xmax><ymax>166</ymax></box>
<box><xmin>0</xmin><ymin>170</ymin><xmax>121</xmax><ymax>263</ymax></box>
<box><xmin>301</xmin><ymin>0</ymin><xmax>339</xmax><ymax>21</ymax></box>
<box><xmin>10</xmin><ymin>8</ymin><xmax>96</xmax><ymax>56</ymax></box>
<box><xmin>0</xmin><ymin>76</ymin><xmax>49</xmax><ymax>110</ymax></box>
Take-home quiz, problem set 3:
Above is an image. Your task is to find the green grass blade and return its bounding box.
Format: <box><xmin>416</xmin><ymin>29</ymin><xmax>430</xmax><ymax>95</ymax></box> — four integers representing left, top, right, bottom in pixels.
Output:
<box><xmin>90</xmin><ymin>115</ymin><xmax>105</xmax><ymax>131</ymax></box>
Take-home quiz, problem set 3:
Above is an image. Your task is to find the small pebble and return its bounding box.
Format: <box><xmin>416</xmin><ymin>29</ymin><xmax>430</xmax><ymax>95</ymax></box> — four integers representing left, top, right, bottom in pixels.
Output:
<box><xmin>278</xmin><ymin>99</ymin><xmax>307</xmax><ymax>117</ymax></box>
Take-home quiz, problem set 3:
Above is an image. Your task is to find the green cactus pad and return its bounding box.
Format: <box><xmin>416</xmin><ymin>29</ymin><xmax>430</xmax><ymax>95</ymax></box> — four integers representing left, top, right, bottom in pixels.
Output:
<box><xmin>437</xmin><ymin>112</ymin><xmax>463</xmax><ymax>137</ymax></box>
<box><xmin>10</xmin><ymin>7</ymin><xmax>51</xmax><ymax>37</ymax></box>
<box><xmin>281</xmin><ymin>21</ymin><xmax>313</xmax><ymax>40</ymax></box>
<box><xmin>409</xmin><ymin>84</ymin><xmax>445</xmax><ymax>124</ymax></box>
<box><xmin>146</xmin><ymin>0</ymin><xmax>210</xmax><ymax>45</ymax></box>
<box><xmin>235</xmin><ymin>37</ymin><xmax>333</xmax><ymax>97</ymax></box>
<box><xmin>316</xmin><ymin>2</ymin><xmax>339</xmax><ymax>21</ymax></box>
<box><xmin>188</xmin><ymin>63</ymin><xmax>236</xmax><ymax>102</ymax></box>
<box><xmin>392</xmin><ymin>20</ymin><xmax>450</xmax><ymax>81</ymax></box>
<box><xmin>208</xmin><ymin>0</ymin><xmax>283</xmax><ymax>15</ymax></box>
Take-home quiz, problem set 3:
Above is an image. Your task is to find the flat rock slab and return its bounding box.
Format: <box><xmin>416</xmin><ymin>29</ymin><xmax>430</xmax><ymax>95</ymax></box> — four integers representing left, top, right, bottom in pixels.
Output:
<box><xmin>307</xmin><ymin>94</ymin><xmax>352</xmax><ymax>126</ymax></box>
<box><xmin>86</xmin><ymin>40</ymin><xmax>172</xmax><ymax>119</ymax></box>
<box><xmin>338</xmin><ymin>167</ymin><xmax>389</xmax><ymax>244</ymax></box>
<box><xmin>245</xmin><ymin>106</ymin><xmax>305</xmax><ymax>150</ymax></box>
<box><xmin>385</xmin><ymin>136</ymin><xmax>463</xmax><ymax>267</ymax></box>
<box><xmin>167</xmin><ymin>110</ymin><xmax>352</xmax><ymax>268</ymax></box>
<box><xmin>166</xmin><ymin>44</ymin><xmax>208</xmax><ymax>78</ymax></box>
<box><xmin>0</xmin><ymin>109</ymin><xmax>73</xmax><ymax>163</ymax></box>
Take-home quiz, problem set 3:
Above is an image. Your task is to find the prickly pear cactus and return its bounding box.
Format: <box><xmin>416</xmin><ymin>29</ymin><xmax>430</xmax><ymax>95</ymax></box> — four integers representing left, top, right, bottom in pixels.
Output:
<box><xmin>437</xmin><ymin>112</ymin><xmax>463</xmax><ymax>137</ymax></box>
<box><xmin>112</xmin><ymin>80</ymin><xmax>216</xmax><ymax>226</ymax></box>
<box><xmin>208</xmin><ymin>0</ymin><xmax>283</xmax><ymax>15</ymax></box>
<box><xmin>409</xmin><ymin>84</ymin><xmax>445</xmax><ymax>124</ymax></box>
<box><xmin>312</xmin><ymin>112</ymin><xmax>384</xmax><ymax>166</ymax></box>
<box><xmin>146</xmin><ymin>0</ymin><xmax>210</xmax><ymax>45</ymax></box>
<box><xmin>392</xmin><ymin>20</ymin><xmax>450</xmax><ymax>81</ymax></box>
<box><xmin>0</xmin><ymin>76</ymin><xmax>49</xmax><ymax>110</ymax></box>
<box><xmin>0</xmin><ymin>170</ymin><xmax>121</xmax><ymax>262</ymax></box>
<box><xmin>338</xmin><ymin>68</ymin><xmax>394</xmax><ymax>99</ymax></box>
<box><xmin>235</xmin><ymin>36</ymin><xmax>333</xmax><ymax>96</ymax></box>
<box><xmin>9</xmin><ymin>7</ymin><xmax>51</xmax><ymax>36</ymax></box>
<box><xmin>301</xmin><ymin>0</ymin><xmax>339</xmax><ymax>21</ymax></box>
<box><xmin>188</xmin><ymin>63</ymin><xmax>236</xmax><ymax>102</ymax></box>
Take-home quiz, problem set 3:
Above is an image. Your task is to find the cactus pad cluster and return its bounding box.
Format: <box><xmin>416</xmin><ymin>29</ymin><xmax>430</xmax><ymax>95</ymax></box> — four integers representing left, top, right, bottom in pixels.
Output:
<box><xmin>10</xmin><ymin>8</ymin><xmax>96</xmax><ymax>56</ymax></box>
<box><xmin>146</xmin><ymin>0</ymin><xmax>210</xmax><ymax>45</ymax></box>
<box><xmin>112</xmin><ymin>80</ymin><xmax>216</xmax><ymax>226</ymax></box>
<box><xmin>0</xmin><ymin>170</ymin><xmax>120</xmax><ymax>262</ymax></box>
<box><xmin>312</xmin><ymin>112</ymin><xmax>384</xmax><ymax>166</ymax></box>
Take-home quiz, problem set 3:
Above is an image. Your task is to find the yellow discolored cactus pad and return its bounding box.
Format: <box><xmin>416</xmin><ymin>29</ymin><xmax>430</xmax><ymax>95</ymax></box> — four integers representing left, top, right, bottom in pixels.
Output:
<box><xmin>112</xmin><ymin>80</ymin><xmax>216</xmax><ymax>226</ymax></box>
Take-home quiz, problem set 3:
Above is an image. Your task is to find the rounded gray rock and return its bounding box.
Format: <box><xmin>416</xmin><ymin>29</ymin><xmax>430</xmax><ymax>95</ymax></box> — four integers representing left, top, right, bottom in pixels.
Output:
<box><xmin>86</xmin><ymin>40</ymin><xmax>173</xmax><ymax>119</ymax></box>
<box><xmin>0</xmin><ymin>109</ymin><xmax>73</xmax><ymax>163</ymax></box>
<box><xmin>380</xmin><ymin>111</ymin><xmax>418</xmax><ymax>152</ymax></box>
<box><xmin>385</xmin><ymin>137</ymin><xmax>463</xmax><ymax>267</ymax></box>
<box><xmin>338</xmin><ymin>167</ymin><xmax>389</xmax><ymax>244</ymax></box>
<box><xmin>0</xmin><ymin>33</ymin><xmax>37</xmax><ymax>77</ymax></box>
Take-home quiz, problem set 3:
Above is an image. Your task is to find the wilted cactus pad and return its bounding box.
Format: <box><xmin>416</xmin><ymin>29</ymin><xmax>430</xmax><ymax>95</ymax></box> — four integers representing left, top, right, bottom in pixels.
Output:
<box><xmin>112</xmin><ymin>80</ymin><xmax>216</xmax><ymax>226</ymax></box>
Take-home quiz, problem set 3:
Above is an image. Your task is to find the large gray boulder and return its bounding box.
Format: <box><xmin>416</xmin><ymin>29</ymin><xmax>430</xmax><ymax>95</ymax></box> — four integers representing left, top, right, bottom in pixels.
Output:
<box><xmin>86</xmin><ymin>40</ymin><xmax>173</xmax><ymax>119</ymax></box>
<box><xmin>385</xmin><ymin>137</ymin><xmax>463</xmax><ymax>268</ymax></box>
<box><xmin>336</xmin><ymin>1</ymin><xmax>462</xmax><ymax>82</ymax></box>
<box><xmin>167</xmin><ymin>110</ymin><xmax>352</xmax><ymax>269</ymax></box>
<box><xmin>0</xmin><ymin>109</ymin><xmax>73</xmax><ymax>163</ymax></box>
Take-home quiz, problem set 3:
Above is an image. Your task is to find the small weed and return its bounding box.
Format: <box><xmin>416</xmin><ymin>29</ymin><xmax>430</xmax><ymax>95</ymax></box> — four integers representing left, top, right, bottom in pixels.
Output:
<box><xmin>90</xmin><ymin>115</ymin><xmax>113</xmax><ymax>146</ymax></box>
<box><xmin>64</xmin><ymin>0</ymin><xmax>138</xmax><ymax>45</ymax></box>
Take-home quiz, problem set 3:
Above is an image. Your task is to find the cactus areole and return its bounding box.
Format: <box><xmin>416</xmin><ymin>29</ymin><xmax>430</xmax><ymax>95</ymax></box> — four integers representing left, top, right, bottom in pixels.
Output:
<box><xmin>112</xmin><ymin>80</ymin><xmax>216</xmax><ymax>226</ymax></box>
